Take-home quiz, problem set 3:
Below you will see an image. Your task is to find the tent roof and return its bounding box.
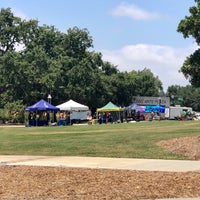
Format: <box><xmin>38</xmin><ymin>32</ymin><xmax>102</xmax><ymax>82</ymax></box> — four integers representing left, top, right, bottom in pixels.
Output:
<box><xmin>97</xmin><ymin>101</ymin><xmax>123</xmax><ymax>112</ymax></box>
<box><xmin>56</xmin><ymin>99</ymin><xmax>89</xmax><ymax>111</ymax></box>
<box><xmin>25</xmin><ymin>99</ymin><xmax>60</xmax><ymax>111</ymax></box>
<box><xmin>125</xmin><ymin>103</ymin><xmax>138</xmax><ymax>110</ymax></box>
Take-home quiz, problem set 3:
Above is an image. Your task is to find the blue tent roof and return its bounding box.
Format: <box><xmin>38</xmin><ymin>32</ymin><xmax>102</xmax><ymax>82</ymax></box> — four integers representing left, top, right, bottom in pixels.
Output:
<box><xmin>25</xmin><ymin>99</ymin><xmax>60</xmax><ymax>111</ymax></box>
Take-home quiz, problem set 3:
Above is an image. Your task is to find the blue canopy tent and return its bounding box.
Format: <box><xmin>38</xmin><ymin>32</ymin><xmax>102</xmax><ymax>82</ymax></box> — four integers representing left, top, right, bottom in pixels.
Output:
<box><xmin>25</xmin><ymin>99</ymin><xmax>60</xmax><ymax>126</ymax></box>
<box><xmin>25</xmin><ymin>99</ymin><xmax>59</xmax><ymax>112</ymax></box>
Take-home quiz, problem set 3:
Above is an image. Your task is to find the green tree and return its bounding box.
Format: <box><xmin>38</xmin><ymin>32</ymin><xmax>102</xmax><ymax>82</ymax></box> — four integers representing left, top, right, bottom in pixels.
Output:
<box><xmin>0</xmin><ymin>8</ymin><xmax>40</xmax><ymax>106</ymax></box>
<box><xmin>166</xmin><ymin>85</ymin><xmax>200</xmax><ymax>111</ymax></box>
<box><xmin>134</xmin><ymin>68</ymin><xmax>163</xmax><ymax>96</ymax></box>
<box><xmin>0</xmin><ymin>8</ymin><xmax>22</xmax><ymax>54</ymax></box>
<box><xmin>177</xmin><ymin>0</ymin><xmax>200</xmax><ymax>87</ymax></box>
<box><xmin>0</xmin><ymin>7</ymin><xmax>164</xmax><ymax>123</ymax></box>
<box><xmin>107</xmin><ymin>72</ymin><xmax>136</xmax><ymax>107</ymax></box>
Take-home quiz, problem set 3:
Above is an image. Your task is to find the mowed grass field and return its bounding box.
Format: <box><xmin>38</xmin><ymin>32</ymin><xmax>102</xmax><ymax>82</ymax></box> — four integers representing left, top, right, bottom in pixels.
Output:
<box><xmin>0</xmin><ymin>120</ymin><xmax>200</xmax><ymax>160</ymax></box>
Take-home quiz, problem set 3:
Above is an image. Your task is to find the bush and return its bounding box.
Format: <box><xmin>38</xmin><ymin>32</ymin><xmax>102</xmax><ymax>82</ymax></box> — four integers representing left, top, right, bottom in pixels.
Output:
<box><xmin>1</xmin><ymin>100</ymin><xmax>26</xmax><ymax>124</ymax></box>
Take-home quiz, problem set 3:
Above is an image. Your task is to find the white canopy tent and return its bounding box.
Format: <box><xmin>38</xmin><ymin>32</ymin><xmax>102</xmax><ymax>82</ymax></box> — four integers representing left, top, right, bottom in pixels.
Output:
<box><xmin>56</xmin><ymin>99</ymin><xmax>89</xmax><ymax>111</ymax></box>
<box><xmin>56</xmin><ymin>100</ymin><xmax>89</xmax><ymax>124</ymax></box>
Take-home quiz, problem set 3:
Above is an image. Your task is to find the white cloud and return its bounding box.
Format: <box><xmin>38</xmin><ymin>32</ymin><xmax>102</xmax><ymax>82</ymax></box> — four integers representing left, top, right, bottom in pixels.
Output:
<box><xmin>11</xmin><ymin>8</ymin><xmax>30</xmax><ymax>20</ymax></box>
<box><xmin>111</xmin><ymin>2</ymin><xmax>160</xmax><ymax>20</ymax></box>
<box><xmin>101</xmin><ymin>44</ymin><xmax>198</xmax><ymax>92</ymax></box>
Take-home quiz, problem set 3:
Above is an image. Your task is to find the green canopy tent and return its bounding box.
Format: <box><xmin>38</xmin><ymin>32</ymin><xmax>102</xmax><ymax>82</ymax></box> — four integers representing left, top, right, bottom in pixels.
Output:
<box><xmin>97</xmin><ymin>101</ymin><xmax>124</xmax><ymax>123</ymax></box>
<box><xmin>97</xmin><ymin>101</ymin><xmax>123</xmax><ymax>112</ymax></box>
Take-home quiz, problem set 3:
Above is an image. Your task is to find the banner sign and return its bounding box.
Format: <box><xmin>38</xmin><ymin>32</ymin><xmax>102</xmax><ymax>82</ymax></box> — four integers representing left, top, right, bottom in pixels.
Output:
<box><xmin>132</xmin><ymin>96</ymin><xmax>170</xmax><ymax>107</ymax></box>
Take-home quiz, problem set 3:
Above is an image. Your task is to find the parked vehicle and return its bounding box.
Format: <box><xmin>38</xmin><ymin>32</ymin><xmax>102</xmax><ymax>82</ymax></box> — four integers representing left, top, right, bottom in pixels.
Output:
<box><xmin>168</xmin><ymin>106</ymin><xmax>193</xmax><ymax>120</ymax></box>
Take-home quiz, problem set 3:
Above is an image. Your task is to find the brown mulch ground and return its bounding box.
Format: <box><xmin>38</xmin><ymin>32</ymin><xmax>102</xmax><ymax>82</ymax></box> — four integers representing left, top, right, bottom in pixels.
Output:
<box><xmin>158</xmin><ymin>136</ymin><xmax>200</xmax><ymax>160</ymax></box>
<box><xmin>1</xmin><ymin>136</ymin><xmax>200</xmax><ymax>200</ymax></box>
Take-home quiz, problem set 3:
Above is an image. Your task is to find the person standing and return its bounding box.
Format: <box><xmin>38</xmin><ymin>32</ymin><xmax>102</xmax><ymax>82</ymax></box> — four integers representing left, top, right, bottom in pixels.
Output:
<box><xmin>150</xmin><ymin>111</ymin><xmax>154</xmax><ymax>121</ymax></box>
<box><xmin>46</xmin><ymin>111</ymin><xmax>50</xmax><ymax>125</ymax></box>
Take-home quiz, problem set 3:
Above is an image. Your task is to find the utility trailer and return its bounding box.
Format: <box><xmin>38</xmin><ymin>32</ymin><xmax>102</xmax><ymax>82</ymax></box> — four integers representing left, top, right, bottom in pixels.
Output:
<box><xmin>167</xmin><ymin>106</ymin><xmax>192</xmax><ymax>120</ymax></box>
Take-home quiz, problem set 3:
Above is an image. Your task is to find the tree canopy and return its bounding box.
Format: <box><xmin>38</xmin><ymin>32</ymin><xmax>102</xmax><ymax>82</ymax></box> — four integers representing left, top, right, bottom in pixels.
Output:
<box><xmin>0</xmin><ymin>8</ymin><xmax>163</xmax><ymax>114</ymax></box>
<box><xmin>177</xmin><ymin>0</ymin><xmax>200</xmax><ymax>87</ymax></box>
<box><xmin>166</xmin><ymin>84</ymin><xmax>200</xmax><ymax>111</ymax></box>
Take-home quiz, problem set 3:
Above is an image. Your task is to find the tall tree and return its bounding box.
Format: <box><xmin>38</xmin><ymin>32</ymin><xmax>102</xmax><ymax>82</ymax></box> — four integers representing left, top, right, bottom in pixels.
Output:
<box><xmin>167</xmin><ymin>85</ymin><xmax>200</xmax><ymax>111</ymax></box>
<box><xmin>0</xmin><ymin>7</ymin><xmax>164</xmax><ymax>113</ymax></box>
<box><xmin>0</xmin><ymin>8</ymin><xmax>22</xmax><ymax>54</ymax></box>
<box><xmin>134</xmin><ymin>68</ymin><xmax>163</xmax><ymax>96</ymax></box>
<box><xmin>177</xmin><ymin>0</ymin><xmax>200</xmax><ymax>87</ymax></box>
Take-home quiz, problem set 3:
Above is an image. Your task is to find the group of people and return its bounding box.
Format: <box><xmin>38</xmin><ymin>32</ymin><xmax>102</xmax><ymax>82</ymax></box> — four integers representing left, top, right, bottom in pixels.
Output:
<box><xmin>27</xmin><ymin>109</ymin><xmax>163</xmax><ymax>127</ymax></box>
<box><xmin>28</xmin><ymin>111</ymin><xmax>50</xmax><ymax>126</ymax></box>
<box><xmin>124</xmin><ymin>110</ymin><xmax>161</xmax><ymax>122</ymax></box>
<box><xmin>98</xmin><ymin>112</ymin><xmax>113</xmax><ymax>124</ymax></box>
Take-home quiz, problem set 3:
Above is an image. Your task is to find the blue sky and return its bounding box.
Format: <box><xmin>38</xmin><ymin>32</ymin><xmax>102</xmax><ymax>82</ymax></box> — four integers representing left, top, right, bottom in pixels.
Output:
<box><xmin>1</xmin><ymin>0</ymin><xmax>198</xmax><ymax>91</ymax></box>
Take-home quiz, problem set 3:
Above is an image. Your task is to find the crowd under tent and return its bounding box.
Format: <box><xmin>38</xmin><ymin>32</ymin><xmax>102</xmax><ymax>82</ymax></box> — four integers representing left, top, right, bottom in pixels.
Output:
<box><xmin>96</xmin><ymin>101</ymin><xmax>124</xmax><ymax>123</ymax></box>
<box><xmin>56</xmin><ymin>99</ymin><xmax>89</xmax><ymax>125</ymax></box>
<box><xmin>124</xmin><ymin>103</ymin><xmax>165</xmax><ymax>121</ymax></box>
<box><xmin>25</xmin><ymin>99</ymin><xmax>60</xmax><ymax>126</ymax></box>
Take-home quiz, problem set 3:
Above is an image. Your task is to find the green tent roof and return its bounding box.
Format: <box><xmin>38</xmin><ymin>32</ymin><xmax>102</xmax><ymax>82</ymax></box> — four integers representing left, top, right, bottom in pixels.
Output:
<box><xmin>97</xmin><ymin>101</ymin><xmax>123</xmax><ymax>112</ymax></box>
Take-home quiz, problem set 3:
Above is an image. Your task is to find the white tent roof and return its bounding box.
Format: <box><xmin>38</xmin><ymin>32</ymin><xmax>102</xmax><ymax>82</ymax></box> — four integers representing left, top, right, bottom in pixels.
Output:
<box><xmin>56</xmin><ymin>99</ymin><xmax>89</xmax><ymax>111</ymax></box>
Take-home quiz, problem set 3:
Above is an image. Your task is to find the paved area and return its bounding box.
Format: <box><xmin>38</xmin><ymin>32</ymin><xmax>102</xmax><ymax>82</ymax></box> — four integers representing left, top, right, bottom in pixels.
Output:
<box><xmin>1</xmin><ymin>155</ymin><xmax>200</xmax><ymax>172</ymax></box>
<box><xmin>1</xmin><ymin>156</ymin><xmax>200</xmax><ymax>200</ymax></box>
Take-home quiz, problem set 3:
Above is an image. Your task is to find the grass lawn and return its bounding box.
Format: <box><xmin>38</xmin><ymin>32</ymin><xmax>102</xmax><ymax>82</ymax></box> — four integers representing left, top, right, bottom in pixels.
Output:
<box><xmin>0</xmin><ymin>120</ymin><xmax>200</xmax><ymax>159</ymax></box>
